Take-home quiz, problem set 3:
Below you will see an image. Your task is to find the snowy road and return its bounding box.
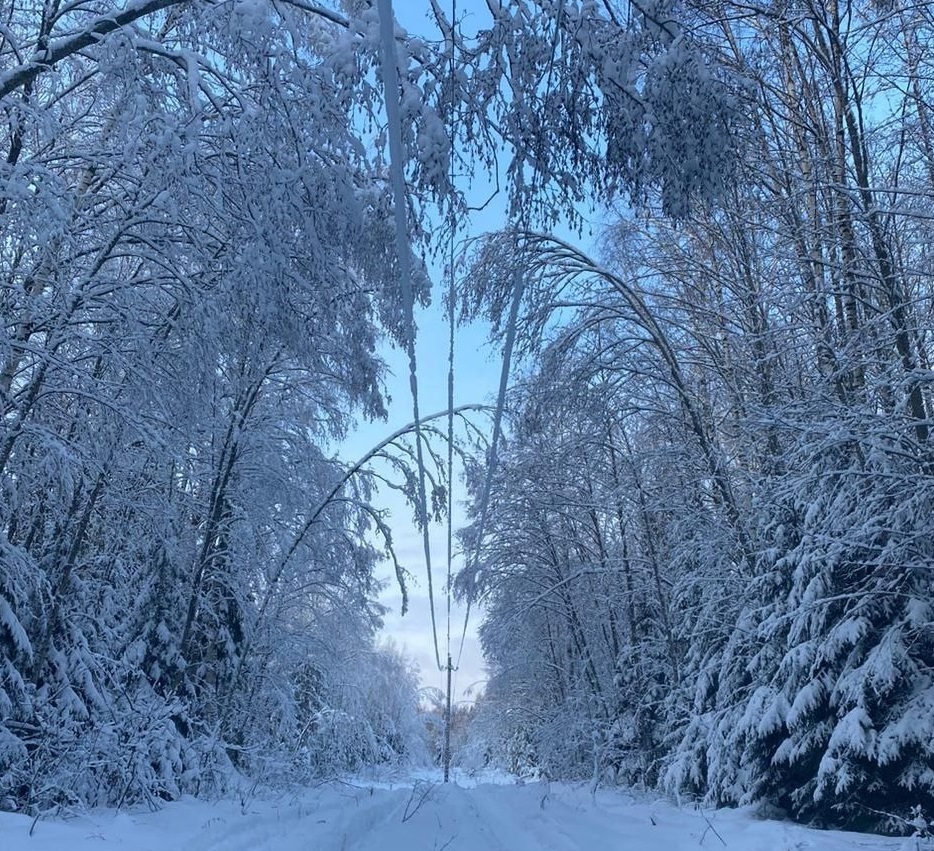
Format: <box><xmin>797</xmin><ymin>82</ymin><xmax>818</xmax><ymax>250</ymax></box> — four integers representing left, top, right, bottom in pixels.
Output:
<box><xmin>0</xmin><ymin>776</ymin><xmax>909</xmax><ymax>851</ymax></box>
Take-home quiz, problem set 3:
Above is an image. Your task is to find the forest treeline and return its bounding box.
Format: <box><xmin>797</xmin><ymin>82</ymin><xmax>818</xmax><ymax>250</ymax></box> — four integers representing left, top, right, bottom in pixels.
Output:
<box><xmin>460</xmin><ymin>0</ymin><xmax>934</xmax><ymax>835</ymax></box>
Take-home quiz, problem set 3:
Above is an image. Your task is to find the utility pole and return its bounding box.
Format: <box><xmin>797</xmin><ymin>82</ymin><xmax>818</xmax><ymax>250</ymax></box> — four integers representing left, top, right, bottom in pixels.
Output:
<box><xmin>443</xmin><ymin>654</ymin><xmax>453</xmax><ymax>782</ymax></box>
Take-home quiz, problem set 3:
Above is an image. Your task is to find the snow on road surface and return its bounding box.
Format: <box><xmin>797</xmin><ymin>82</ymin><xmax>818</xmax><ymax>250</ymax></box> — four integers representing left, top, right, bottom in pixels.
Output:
<box><xmin>0</xmin><ymin>775</ymin><xmax>914</xmax><ymax>851</ymax></box>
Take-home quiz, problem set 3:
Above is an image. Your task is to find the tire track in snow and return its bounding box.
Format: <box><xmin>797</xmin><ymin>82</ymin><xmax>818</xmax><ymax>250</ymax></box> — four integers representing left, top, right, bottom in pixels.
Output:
<box><xmin>469</xmin><ymin>783</ymin><xmax>593</xmax><ymax>851</ymax></box>
<box><xmin>321</xmin><ymin>782</ymin><xmax>514</xmax><ymax>851</ymax></box>
<box><xmin>319</xmin><ymin>786</ymin><xmax>411</xmax><ymax>851</ymax></box>
<box><xmin>183</xmin><ymin>786</ymin><xmax>406</xmax><ymax>851</ymax></box>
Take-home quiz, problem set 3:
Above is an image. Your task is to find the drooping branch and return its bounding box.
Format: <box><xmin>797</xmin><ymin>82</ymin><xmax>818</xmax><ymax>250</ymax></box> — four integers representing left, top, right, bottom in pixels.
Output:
<box><xmin>0</xmin><ymin>0</ymin><xmax>191</xmax><ymax>101</ymax></box>
<box><xmin>219</xmin><ymin>403</ymin><xmax>489</xmax><ymax>709</ymax></box>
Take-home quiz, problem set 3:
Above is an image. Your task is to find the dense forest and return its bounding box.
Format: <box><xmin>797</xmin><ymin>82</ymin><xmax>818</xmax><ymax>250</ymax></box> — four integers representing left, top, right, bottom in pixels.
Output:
<box><xmin>460</xmin><ymin>0</ymin><xmax>934</xmax><ymax>835</ymax></box>
<box><xmin>1</xmin><ymin>0</ymin><xmax>932</xmax><ymax>838</ymax></box>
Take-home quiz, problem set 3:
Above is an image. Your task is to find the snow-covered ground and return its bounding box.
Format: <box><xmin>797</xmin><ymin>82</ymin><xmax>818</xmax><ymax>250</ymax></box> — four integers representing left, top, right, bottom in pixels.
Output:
<box><xmin>0</xmin><ymin>772</ymin><xmax>919</xmax><ymax>851</ymax></box>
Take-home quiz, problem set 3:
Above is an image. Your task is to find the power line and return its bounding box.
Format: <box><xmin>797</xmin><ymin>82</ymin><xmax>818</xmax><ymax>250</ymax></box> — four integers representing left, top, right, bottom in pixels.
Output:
<box><xmin>443</xmin><ymin>0</ymin><xmax>458</xmax><ymax>785</ymax></box>
<box><xmin>376</xmin><ymin>0</ymin><xmax>442</xmax><ymax>672</ymax></box>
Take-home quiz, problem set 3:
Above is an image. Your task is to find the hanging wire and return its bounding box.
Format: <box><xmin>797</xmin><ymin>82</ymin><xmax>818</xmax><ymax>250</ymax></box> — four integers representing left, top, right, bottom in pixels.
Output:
<box><xmin>442</xmin><ymin>3</ymin><xmax>460</xmax><ymax>781</ymax></box>
<box><xmin>445</xmin><ymin>0</ymin><xmax>457</xmax><ymax>672</ymax></box>
<box><xmin>376</xmin><ymin>0</ymin><xmax>442</xmax><ymax>671</ymax></box>
<box><xmin>445</xmin><ymin>0</ymin><xmax>475</xmax><ymax>676</ymax></box>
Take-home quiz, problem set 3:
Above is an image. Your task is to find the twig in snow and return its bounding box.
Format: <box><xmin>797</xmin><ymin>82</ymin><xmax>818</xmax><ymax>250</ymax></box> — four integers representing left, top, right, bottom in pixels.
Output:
<box><xmin>402</xmin><ymin>780</ymin><xmax>435</xmax><ymax>823</ymax></box>
<box><xmin>699</xmin><ymin>812</ymin><xmax>727</xmax><ymax>847</ymax></box>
